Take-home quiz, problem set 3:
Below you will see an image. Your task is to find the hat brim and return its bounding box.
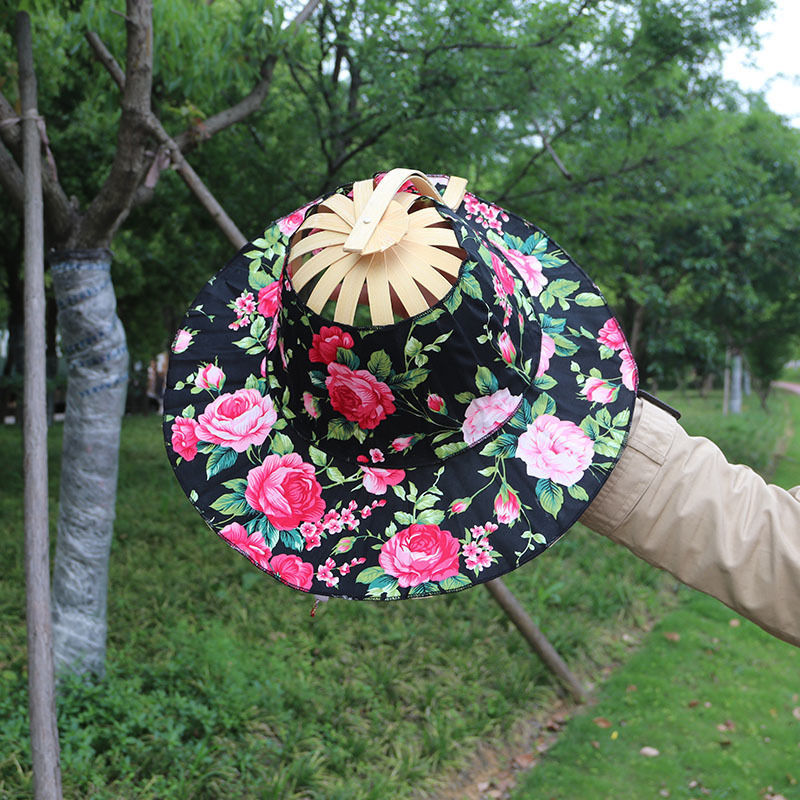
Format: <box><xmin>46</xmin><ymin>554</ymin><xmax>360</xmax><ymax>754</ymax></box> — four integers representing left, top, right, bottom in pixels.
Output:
<box><xmin>163</xmin><ymin>183</ymin><xmax>637</xmax><ymax>600</ymax></box>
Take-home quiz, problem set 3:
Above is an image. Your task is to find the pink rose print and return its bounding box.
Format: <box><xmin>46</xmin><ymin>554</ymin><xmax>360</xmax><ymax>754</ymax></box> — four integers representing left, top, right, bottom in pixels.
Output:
<box><xmin>269</xmin><ymin>553</ymin><xmax>314</xmax><ymax>591</ymax></box>
<box><xmin>390</xmin><ymin>435</ymin><xmax>414</xmax><ymax>452</ymax></box>
<box><xmin>171</xmin><ymin>416</ymin><xmax>199</xmax><ymax>461</ymax></box>
<box><xmin>536</xmin><ymin>333</ymin><xmax>556</xmax><ymax>378</ymax></box>
<box><xmin>379</xmin><ymin>523</ymin><xmax>461</xmax><ymax>588</ymax></box>
<box><xmin>516</xmin><ymin>414</ymin><xmax>594</xmax><ymax>486</ymax></box>
<box><xmin>498</xmin><ymin>245</ymin><xmax>547</xmax><ymax>296</ymax></box>
<box><xmin>581</xmin><ymin>376</ymin><xmax>618</xmax><ymax>404</ymax></box>
<box><xmin>260</xmin><ymin>357</ymin><xmax>267</xmax><ymax>378</ymax></box>
<box><xmin>171</xmin><ymin>328</ymin><xmax>194</xmax><ymax>354</ymax></box>
<box><xmin>498</xmin><ymin>331</ymin><xmax>516</xmax><ymax>364</ymax></box>
<box><xmin>196</xmin><ymin>389</ymin><xmax>277</xmax><ymax>452</ymax></box>
<box><xmin>597</xmin><ymin>318</ymin><xmax>626</xmax><ymax>351</ymax></box>
<box><xmin>361</xmin><ymin>467</ymin><xmax>406</xmax><ymax>495</ymax></box>
<box><xmin>427</xmin><ymin>393</ymin><xmax>445</xmax><ymax>412</ymax></box>
<box><xmin>302</xmin><ymin>391</ymin><xmax>321</xmax><ymax>418</ymax></box>
<box><xmin>491</xmin><ymin>252</ymin><xmax>516</xmax><ymax>297</ymax></box>
<box><xmin>494</xmin><ymin>488</ymin><xmax>521</xmax><ymax>525</ymax></box>
<box><xmin>257</xmin><ymin>281</ymin><xmax>281</xmax><ymax>317</ymax></box>
<box><xmin>277</xmin><ymin>204</ymin><xmax>312</xmax><ymax>236</ymax></box>
<box><xmin>219</xmin><ymin>522</ymin><xmax>271</xmax><ymax>569</ymax></box>
<box><xmin>245</xmin><ymin>453</ymin><xmax>325</xmax><ymax>530</ymax></box>
<box><xmin>620</xmin><ymin>345</ymin><xmax>638</xmax><ymax>391</ymax></box>
<box><xmin>309</xmin><ymin>325</ymin><xmax>355</xmax><ymax>364</ymax></box>
<box><xmin>195</xmin><ymin>363</ymin><xmax>225</xmax><ymax>391</ymax></box>
<box><xmin>326</xmin><ymin>362</ymin><xmax>396</xmax><ymax>429</ymax></box>
<box><xmin>449</xmin><ymin>498</ymin><xmax>470</xmax><ymax>514</ymax></box>
<box><xmin>462</xmin><ymin>387</ymin><xmax>521</xmax><ymax>445</ymax></box>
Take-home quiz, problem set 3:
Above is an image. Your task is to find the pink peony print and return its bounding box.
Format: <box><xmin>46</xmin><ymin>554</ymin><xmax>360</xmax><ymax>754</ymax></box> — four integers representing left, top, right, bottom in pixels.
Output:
<box><xmin>491</xmin><ymin>252</ymin><xmax>516</xmax><ymax>297</ymax></box>
<box><xmin>581</xmin><ymin>376</ymin><xmax>618</xmax><ymax>404</ymax></box>
<box><xmin>309</xmin><ymin>325</ymin><xmax>355</xmax><ymax>364</ymax></box>
<box><xmin>379</xmin><ymin>523</ymin><xmax>461</xmax><ymax>588</ymax></box>
<box><xmin>516</xmin><ymin>414</ymin><xmax>594</xmax><ymax>486</ymax></box>
<box><xmin>326</xmin><ymin>362</ymin><xmax>396</xmax><ymax>429</ymax></box>
<box><xmin>462</xmin><ymin>387</ymin><xmax>521</xmax><ymax>445</ymax></box>
<box><xmin>361</xmin><ymin>467</ymin><xmax>406</xmax><ymax>495</ymax></box>
<box><xmin>195</xmin><ymin>363</ymin><xmax>225</xmax><ymax>391</ymax></box>
<box><xmin>498</xmin><ymin>245</ymin><xmax>547</xmax><ymax>296</ymax></box>
<box><xmin>494</xmin><ymin>488</ymin><xmax>521</xmax><ymax>525</ymax></box>
<box><xmin>196</xmin><ymin>389</ymin><xmax>277</xmax><ymax>453</ymax></box>
<box><xmin>620</xmin><ymin>345</ymin><xmax>638</xmax><ymax>391</ymax></box>
<box><xmin>172</xmin><ymin>328</ymin><xmax>194</xmax><ymax>354</ymax></box>
<box><xmin>171</xmin><ymin>416</ymin><xmax>199</xmax><ymax>461</ymax></box>
<box><xmin>245</xmin><ymin>453</ymin><xmax>325</xmax><ymax>530</ymax></box>
<box><xmin>536</xmin><ymin>333</ymin><xmax>556</xmax><ymax>378</ymax></box>
<box><xmin>257</xmin><ymin>281</ymin><xmax>281</xmax><ymax>317</ymax></box>
<box><xmin>498</xmin><ymin>331</ymin><xmax>516</xmax><ymax>364</ymax></box>
<box><xmin>597</xmin><ymin>318</ymin><xmax>626</xmax><ymax>351</ymax></box>
<box><xmin>269</xmin><ymin>553</ymin><xmax>314</xmax><ymax>590</ymax></box>
<box><xmin>219</xmin><ymin>522</ymin><xmax>271</xmax><ymax>569</ymax></box>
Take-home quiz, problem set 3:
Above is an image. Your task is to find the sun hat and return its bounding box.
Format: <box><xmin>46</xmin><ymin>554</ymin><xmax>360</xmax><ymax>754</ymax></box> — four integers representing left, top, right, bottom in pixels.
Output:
<box><xmin>163</xmin><ymin>168</ymin><xmax>638</xmax><ymax>600</ymax></box>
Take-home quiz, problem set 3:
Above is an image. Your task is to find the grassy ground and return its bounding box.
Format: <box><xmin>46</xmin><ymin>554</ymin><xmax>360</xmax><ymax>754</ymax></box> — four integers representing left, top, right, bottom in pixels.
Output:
<box><xmin>511</xmin><ymin>386</ymin><xmax>800</xmax><ymax>800</ymax></box>
<box><xmin>0</xmin><ymin>388</ymin><xmax>794</xmax><ymax>799</ymax></box>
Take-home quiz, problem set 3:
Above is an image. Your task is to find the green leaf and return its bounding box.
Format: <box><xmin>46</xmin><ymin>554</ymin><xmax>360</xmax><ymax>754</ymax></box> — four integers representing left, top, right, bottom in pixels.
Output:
<box><xmin>210</xmin><ymin>492</ymin><xmax>251</xmax><ymax>517</ymax></box>
<box><xmin>233</xmin><ymin>336</ymin><xmax>258</xmax><ymax>350</ymax></box>
<box><xmin>597</xmin><ymin>407</ymin><xmax>612</xmax><ymax>427</ymax></box>
<box><xmin>391</xmin><ymin>483</ymin><xmax>407</xmax><ymax>501</ymax></box>
<box><xmin>394</xmin><ymin>511</ymin><xmax>415</xmax><ymax>525</ymax></box>
<box><xmin>266</xmin><ymin>432</ymin><xmax>291</xmax><ymax>456</ymax></box>
<box><xmin>409</xmin><ymin>581</ymin><xmax>441</xmax><ymax>597</ymax></box>
<box><xmin>326</xmin><ymin>466</ymin><xmax>345</xmax><ymax>483</ymax></box>
<box><xmin>189</xmin><ymin>490</ymin><xmax>198</xmax><ymax>503</ymax></box>
<box><xmin>532</xmin><ymin>533</ymin><xmax>547</xmax><ymax>545</ymax></box>
<box><xmin>551</xmin><ymin>333</ymin><xmax>579</xmax><ymax>357</ymax></box>
<box><xmin>308</xmin><ymin>445</ymin><xmax>328</xmax><ymax>467</ymax></box>
<box><xmin>444</xmin><ymin>286</ymin><xmax>462</xmax><ymax>313</ymax></box>
<box><xmin>181</xmin><ymin>405</ymin><xmax>195</xmax><ymax>419</ymax></box>
<box><xmin>575</xmin><ymin>292</ymin><xmax>605</xmax><ymax>307</ymax></box>
<box><xmin>206</xmin><ymin>446</ymin><xmax>238</xmax><ymax>479</ymax></box>
<box><xmin>612</xmin><ymin>408</ymin><xmax>631</xmax><ymax>428</ymax></box>
<box><xmin>547</xmin><ymin>278</ymin><xmax>580</xmax><ymax>299</ymax></box>
<box><xmin>279</xmin><ymin>528</ymin><xmax>303</xmax><ymax>552</ymax></box>
<box><xmin>593</xmin><ymin>438</ymin><xmax>621</xmax><ymax>458</ymax></box>
<box><xmin>328</xmin><ymin>418</ymin><xmax>357</xmax><ymax>440</ymax></box>
<box><xmin>250</xmin><ymin>315</ymin><xmax>266</xmax><ymax>339</ymax></box>
<box><xmin>455</xmin><ymin>391</ymin><xmax>476</xmax><ymax>404</ymax></box>
<box><xmin>580</xmin><ymin>416</ymin><xmax>601</xmax><ymax>440</ymax></box>
<box><xmin>599</xmin><ymin>344</ymin><xmax>615</xmax><ymax>360</ymax></box>
<box><xmin>434</xmin><ymin>441</ymin><xmax>468</xmax><ymax>459</ymax></box>
<box><xmin>404</xmin><ymin>337</ymin><xmax>423</xmax><ymax>360</ymax></box>
<box><xmin>532</xmin><ymin>393</ymin><xmax>557</xmax><ymax>416</ymax></box>
<box><xmin>567</xmin><ymin>484</ymin><xmax>590</xmax><ymax>501</ymax></box>
<box><xmin>475</xmin><ymin>365</ymin><xmax>499</xmax><ymax>395</ymax></box>
<box><xmin>388</xmin><ymin>368</ymin><xmax>428</xmax><ymax>390</ymax></box>
<box><xmin>461</xmin><ymin>270</ymin><xmax>483</xmax><ymax>299</ymax></box>
<box><xmin>439</xmin><ymin>574</ymin><xmax>472</xmax><ymax>591</ymax></box>
<box><xmin>479</xmin><ymin>432</ymin><xmax>518</xmax><ymax>458</ymax></box>
<box><xmin>540</xmin><ymin>314</ymin><xmax>566</xmax><ymax>334</ymax></box>
<box><xmin>356</xmin><ymin>566</ymin><xmax>387</xmax><ymax>584</ymax></box>
<box><xmin>416</xmin><ymin>508</ymin><xmax>445</xmax><ymax>525</ymax></box>
<box><xmin>309</xmin><ymin>370</ymin><xmax>326</xmax><ymax>388</ymax></box>
<box><xmin>539</xmin><ymin>290</ymin><xmax>555</xmax><ymax>311</ymax></box>
<box><xmin>222</xmin><ymin>477</ymin><xmax>248</xmax><ymax>494</ymax></box>
<box><xmin>248</xmin><ymin>268</ymin><xmax>271</xmax><ymax>291</ymax></box>
<box><xmin>415</xmin><ymin>493</ymin><xmax>438</xmax><ymax>511</ymax></box>
<box><xmin>535</xmin><ymin>479</ymin><xmax>564</xmax><ymax>518</ymax></box>
<box><xmin>366</xmin><ymin>575</ymin><xmax>401</xmax><ymax>598</ymax></box>
<box><xmin>367</xmin><ymin>349</ymin><xmax>393</xmax><ymax>381</ymax></box>
<box><xmin>337</xmin><ymin>347</ymin><xmax>360</xmax><ymax>369</ymax></box>
<box><xmin>534</xmin><ymin>374</ymin><xmax>558</xmax><ymax>390</ymax></box>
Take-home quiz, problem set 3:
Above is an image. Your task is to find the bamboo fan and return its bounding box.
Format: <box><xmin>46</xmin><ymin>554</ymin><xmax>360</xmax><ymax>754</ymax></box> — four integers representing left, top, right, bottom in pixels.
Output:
<box><xmin>288</xmin><ymin>169</ymin><xmax>468</xmax><ymax>326</ymax></box>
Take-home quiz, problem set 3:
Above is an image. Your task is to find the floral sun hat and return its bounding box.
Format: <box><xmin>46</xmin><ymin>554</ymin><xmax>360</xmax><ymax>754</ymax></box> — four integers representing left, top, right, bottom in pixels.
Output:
<box><xmin>163</xmin><ymin>171</ymin><xmax>638</xmax><ymax>600</ymax></box>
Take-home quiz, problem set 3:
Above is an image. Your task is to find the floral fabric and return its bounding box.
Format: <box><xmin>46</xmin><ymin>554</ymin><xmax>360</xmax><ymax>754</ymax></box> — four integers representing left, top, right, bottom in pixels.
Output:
<box><xmin>164</xmin><ymin>177</ymin><xmax>638</xmax><ymax>600</ymax></box>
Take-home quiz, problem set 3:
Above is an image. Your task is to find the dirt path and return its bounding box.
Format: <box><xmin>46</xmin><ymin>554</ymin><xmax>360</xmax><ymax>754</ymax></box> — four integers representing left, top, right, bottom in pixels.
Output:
<box><xmin>774</xmin><ymin>381</ymin><xmax>800</xmax><ymax>396</ymax></box>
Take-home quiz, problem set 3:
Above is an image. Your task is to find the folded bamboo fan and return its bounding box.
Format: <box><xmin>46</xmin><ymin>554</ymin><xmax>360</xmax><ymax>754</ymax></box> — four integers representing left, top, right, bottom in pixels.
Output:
<box><xmin>288</xmin><ymin>169</ymin><xmax>468</xmax><ymax>325</ymax></box>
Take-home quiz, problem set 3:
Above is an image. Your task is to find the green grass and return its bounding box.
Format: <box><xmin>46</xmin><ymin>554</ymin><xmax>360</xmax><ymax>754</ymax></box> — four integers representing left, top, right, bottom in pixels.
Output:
<box><xmin>0</xmin><ymin>388</ymin><xmax>795</xmax><ymax>799</ymax></box>
<box><xmin>511</xmin><ymin>387</ymin><xmax>800</xmax><ymax>800</ymax></box>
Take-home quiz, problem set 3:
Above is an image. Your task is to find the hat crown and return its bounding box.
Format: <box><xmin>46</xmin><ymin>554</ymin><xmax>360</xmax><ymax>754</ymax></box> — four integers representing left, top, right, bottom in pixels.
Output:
<box><xmin>274</xmin><ymin>201</ymin><xmax>542</xmax><ymax>468</ymax></box>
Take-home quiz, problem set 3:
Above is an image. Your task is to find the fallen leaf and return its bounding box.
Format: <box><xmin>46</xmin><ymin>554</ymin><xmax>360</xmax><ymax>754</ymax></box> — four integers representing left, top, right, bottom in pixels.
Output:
<box><xmin>716</xmin><ymin>720</ymin><xmax>736</xmax><ymax>732</ymax></box>
<box><xmin>512</xmin><ymin>752</ymin><xmax>535</xmax><ymax>770</ymax></box>
<box><xmin>729</xmin><ymin>618</ymin><xmax>741</xmax><ymax>627</ymax></box>
<box><xmin>593</xmin><ymin>717</ymin><xmax>612</xmax><ymax>729</ymax></box>
<box><xmin>664</xmin><ymin>632</ymin><xmax>681</xmax><ymax>642</ymax></box>
<box><xmin>640</xmin><ymin>746</ymin><xmax>660</xmax><ymax>757</ymax></box>
<box><xmin>477</xmin><ymin>781</ymin><xmax>490</xmax><ymax>792</ymax></box>
<box><xmin>688</xmin><ymin>699</ymin><xmax>700</xmax><ymax>708</ymax></box>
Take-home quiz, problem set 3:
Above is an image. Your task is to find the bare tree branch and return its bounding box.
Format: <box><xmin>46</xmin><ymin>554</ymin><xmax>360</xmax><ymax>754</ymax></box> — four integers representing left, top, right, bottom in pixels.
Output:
<box><xmin>531</xmin><ymin>0</ymin><xmax>596</xmax><ymax>48</ymax></box>
<box><xmin>531</xmin><ymin>116</ymin><xmax>572</xmax><ymax>180</ymax></box>
<box><xmin>173</xmin><ymin>0</ymin><xmax>323</xmax><ymax>152</ymax></box>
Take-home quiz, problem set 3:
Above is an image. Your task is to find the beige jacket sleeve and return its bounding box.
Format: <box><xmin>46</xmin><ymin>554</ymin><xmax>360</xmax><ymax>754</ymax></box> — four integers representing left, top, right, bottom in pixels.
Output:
<box><xmin>580</xmin><ymin>396</ymin><xmax>800</xmax><ymax>647</ymax></box>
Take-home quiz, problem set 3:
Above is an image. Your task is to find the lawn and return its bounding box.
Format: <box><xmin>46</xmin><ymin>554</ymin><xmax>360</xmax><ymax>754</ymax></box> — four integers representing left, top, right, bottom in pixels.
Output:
<box><xmin>0</xmin><ymin>387</ymin><xmax>796</xmax><ymax>799</ymax></box>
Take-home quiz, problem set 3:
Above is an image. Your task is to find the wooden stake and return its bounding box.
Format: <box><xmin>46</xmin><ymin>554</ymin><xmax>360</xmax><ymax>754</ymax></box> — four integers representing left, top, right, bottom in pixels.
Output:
<box><xmin>485</xmin><ymin>577</ymin><xmax>586</xmax><ymax>703</ymax></box>
<box><xmin>17</xmin><ymin>11</ymin><xmax>64</xmax><ymax>800</ymax></box>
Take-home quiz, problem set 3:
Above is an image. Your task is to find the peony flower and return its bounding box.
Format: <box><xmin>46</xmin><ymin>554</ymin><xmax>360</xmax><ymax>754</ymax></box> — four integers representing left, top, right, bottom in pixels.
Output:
<box><xmin>536</xmin><ymin>333</ymin><xmax>556</xmax><ymax>378</ymax></box>
<box><xmin>516</xmin><ymin>414</ymin><xmax>594</xmax><ymax>487</ymax></box>
<box><xmin>171</xmin><ymin>416</ymin><xmax>199</xmax><ymax>461</ymax></box>
<box><xmin>427</xmin><ymin>393</ymin><xmax>445</xmax><ymax>412</ymax></box>
<box><xmin>597</xmin><ymin>318</ymin><xmax>626</xmax><ymax>351</ymax></box>
<box><xmin>219</xmin><ymin>522</ymin><xmax>271</xmax><ymax>569</ymax></box>
<box><xmin>494</xmin><ymin>487</ymin><xmax>521</xmax><ymax>525</ymax></box>
<box><xmin>245</xmin><ymin>453</ymin><xmax>325</xmax><ymax>530</ymax></box>
<box><xmin>269</xmin><ymin>553</ymin><xmax>314</xmax><ymax>590</ymax></box>
<box><xmin>194</xmin><ymin>363</ymin><xmax>225</xmax><ymax>391</ymax></box>
<box><xmin>462</xmin><ymin>387</ymin><xmax>521</xmax><ymax>445</ymax></box>
<box><xmin>326</xmin><ymin>362</ymin><xmax>396</xmax><ymax>429</ymax></box>
<box><xmin>498</xmin><ymin>331</ymin><xmax>516</xmax><ymax>364</ymax></box>
<box><xmin>498</xmin><ymin>245</ymin><xmax>547</xmax><ymax>296</ymax></box>
<box><xmin>361</xmin><ymin>467</ymin><xmax>406</xmax><ymax>495</ymax></box>
<box><xmin>309</xmin><ymin>325</ymin><xmax>355</xmax><ymax>364</ymax></box>
<box><xmin>196</xmin><ymin>389</ymin><xmax>277</xmax><ymax>452</ymax></box>
<box><xmin>257</xmin><ymin>281</ymin><xmax>281</xmax><ymax>317</ymax></box>
<box><xmin>581</xmin><ymin>376</ymin><xmax>618</xmax><ymax>405</ymax></box>
<box><xmin>171</xmin><ymin>328</ymin><xmax>194</xmax><ymax>354</ymax></box>
<box><xmin>379</xmin><ymin>523</ymin><xmax>461</xmax><ymax>588</ymax></box>
<box><xmin>620</xmin><ymin>345</ymin><xmax>637</xmax><ymax>391</ymax></box>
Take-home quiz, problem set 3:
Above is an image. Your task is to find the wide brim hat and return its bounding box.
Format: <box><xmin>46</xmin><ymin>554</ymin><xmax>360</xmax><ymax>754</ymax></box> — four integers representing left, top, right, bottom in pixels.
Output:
<box><xmin>163</xmin><ymin>169</ymin><xmax>638</xmax><ymax>600</ymax></box>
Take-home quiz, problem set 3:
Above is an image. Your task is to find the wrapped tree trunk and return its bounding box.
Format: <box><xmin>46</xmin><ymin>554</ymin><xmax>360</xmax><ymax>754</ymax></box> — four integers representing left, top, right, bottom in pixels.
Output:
<box><xmin>49</xmin><ymin>249</ymin><xmax>128</xmax><ymax>677</ymax></box>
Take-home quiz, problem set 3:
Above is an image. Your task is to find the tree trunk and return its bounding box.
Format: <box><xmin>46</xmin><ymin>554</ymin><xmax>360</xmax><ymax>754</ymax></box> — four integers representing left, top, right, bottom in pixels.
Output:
<box><xmin>730</xmin><ymin>350</ymin><xmax>743</xmax><ymax>415</ymax></box>
<box><xmin>49</xmin><ymin>249</ymin><xmax>128</xmax><ymax>678</ymax></box>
